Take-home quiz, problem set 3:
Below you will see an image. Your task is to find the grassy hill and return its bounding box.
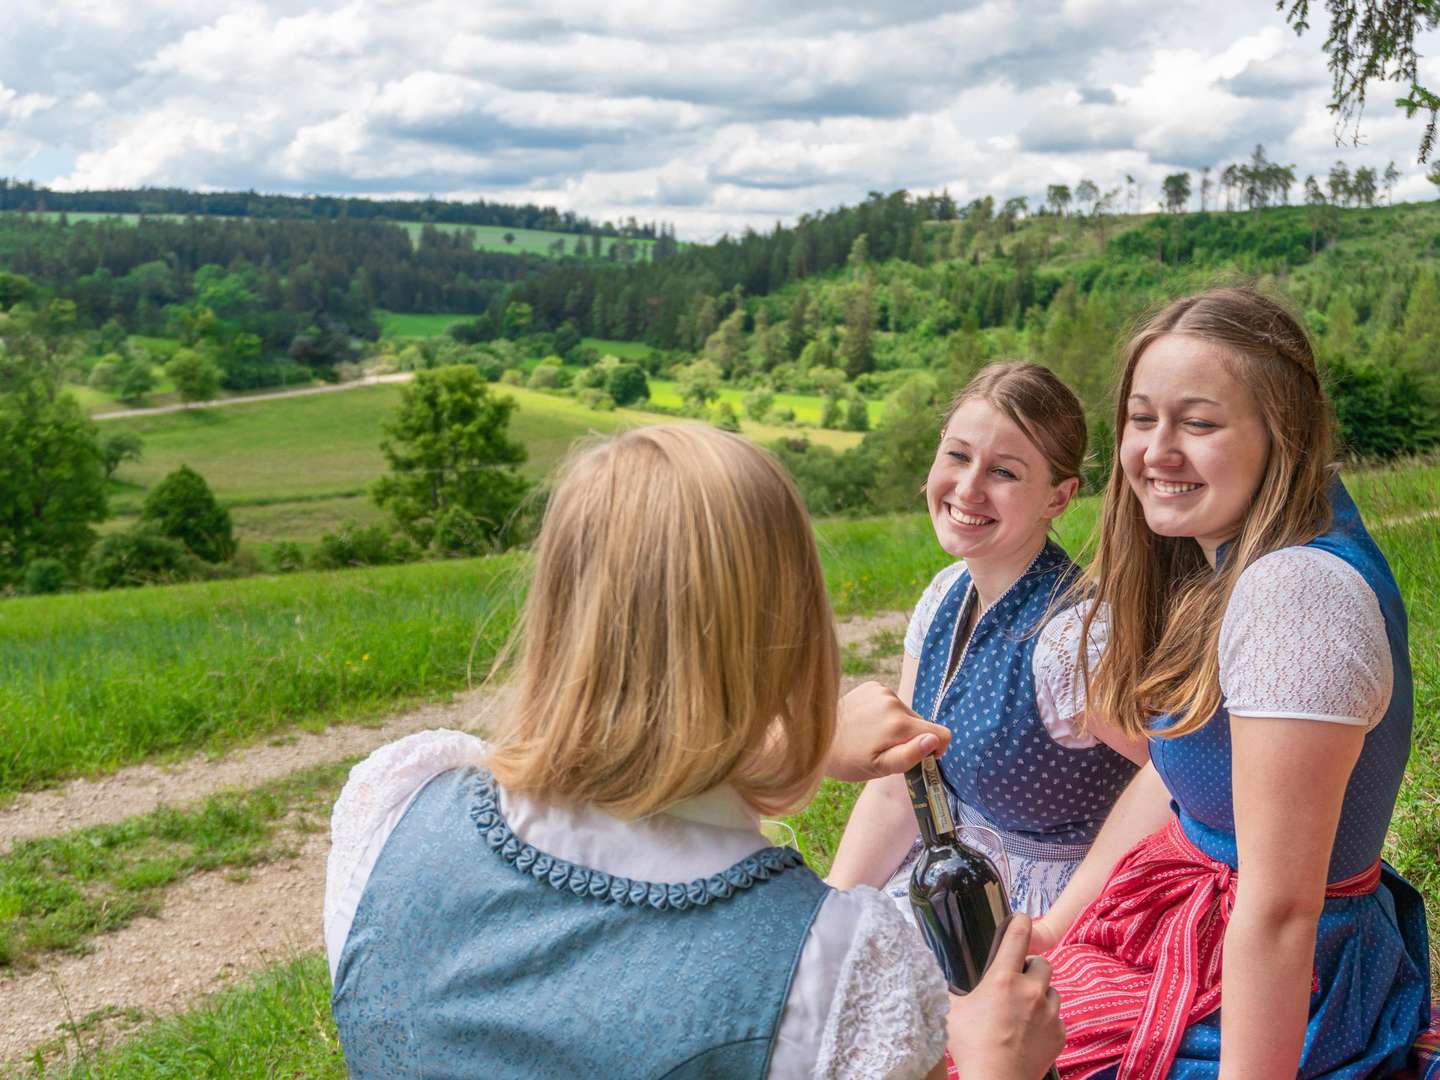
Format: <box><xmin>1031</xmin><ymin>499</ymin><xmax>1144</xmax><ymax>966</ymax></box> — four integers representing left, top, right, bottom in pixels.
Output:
<box><xmin>102</xmin><ymin>381</ymin><xmax>863</xmax><ymax>546</ymax></box>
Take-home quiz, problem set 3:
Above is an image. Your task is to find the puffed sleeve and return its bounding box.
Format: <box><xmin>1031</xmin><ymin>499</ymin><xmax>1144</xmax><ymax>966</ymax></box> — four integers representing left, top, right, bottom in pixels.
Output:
<box><xmin>768</xmin><ymin>887</ymin><xmax>948</xmax><ymax>1079</ymax></box>
<box><xmin>1032</xmin><ymin>601</ymin><xmax>1108</xmax><ymax>748</ymax></box>
<box><xmin>905</xmin><ymin>561</ymin><xmax>967</xmax><ymax>657</ymax></box>
<box><xmin>1219</xmin><ymin>548</ymin><xmax>1392</xmax><ymax>729</ymax></box>
<box><xmin>323</xmin><ymin>728</ymin><xmax>489</xmax><ymax>980</ymax></box>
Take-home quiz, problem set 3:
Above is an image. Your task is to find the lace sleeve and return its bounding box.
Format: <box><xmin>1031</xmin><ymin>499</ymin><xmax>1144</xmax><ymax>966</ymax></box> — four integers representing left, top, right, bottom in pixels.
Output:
<box><xmin>1220</xmin><ymin>548</ymin><xmax>1392</xmax><ymax>729</ymax></box>
<box><xmin>810</xmin><ymin>889</ymin><xmax>949</xmax><ymax>1079</ymax></box>
<box><xmin>905</xmin><ymin>561</ymin><xmax>967</xmax><ymax>657</ymax></box>
<box><xmin>323</xmin><ymin>729</ymin><xmax>489</xmax><ymax>979</ymax></box>
<box><xmin>1032</xmin><ymin>601</ymin><xmax>1108</xmax><ymax>748</ymax></box>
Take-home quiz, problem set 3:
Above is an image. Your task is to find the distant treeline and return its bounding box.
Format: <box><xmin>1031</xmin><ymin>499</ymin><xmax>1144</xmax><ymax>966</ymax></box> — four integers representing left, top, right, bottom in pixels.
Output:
<box><xmin>0</xmin><ymin>179</ymin><xmax>665</xmax><ymax>239</ymax></box>
<box><xmin>512</xmin><ymin>190</ymin><xmax>952</xmax><ymax>348</ymax></box>
<box><xmin>0</xmin><ymin>215</ymin><xmax>544</xmax><ymax>351</ymax></box>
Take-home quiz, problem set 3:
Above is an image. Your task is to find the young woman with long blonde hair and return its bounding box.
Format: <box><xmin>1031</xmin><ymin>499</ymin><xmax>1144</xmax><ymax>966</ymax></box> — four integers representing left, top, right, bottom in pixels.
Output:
<box><xmin>1032</xmin><ymin>288</ymin><xmax>1431</xmax><ymax>1079</ymax></box>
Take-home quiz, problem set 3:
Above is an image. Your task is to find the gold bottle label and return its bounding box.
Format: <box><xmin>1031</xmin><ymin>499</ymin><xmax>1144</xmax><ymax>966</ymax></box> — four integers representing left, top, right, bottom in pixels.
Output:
<box><xmin>920</xmin><ymin>756</ymin><xmax>955</xmax><ymax>836</ymax></box>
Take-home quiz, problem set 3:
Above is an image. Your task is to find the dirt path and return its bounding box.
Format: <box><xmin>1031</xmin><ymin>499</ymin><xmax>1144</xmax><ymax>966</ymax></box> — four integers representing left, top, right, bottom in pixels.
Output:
<box><xmin>1</xmin><ymin>613</ymin><xmax>907</xmax><ymax>1068</ymax></box>
<box><xmin>0</xmin><ymin>687</ymin><xmax>510</xmax><ymax>856</ymax></box>
<box><xmin>2</xmin><ymin>830</ymin><xmax>330</xmax><ymax>1065</ymax></box>
<box><xmin>91</xmin><ymin>372</ymin><xmax>414</xmax><ymax>422</ymax></box>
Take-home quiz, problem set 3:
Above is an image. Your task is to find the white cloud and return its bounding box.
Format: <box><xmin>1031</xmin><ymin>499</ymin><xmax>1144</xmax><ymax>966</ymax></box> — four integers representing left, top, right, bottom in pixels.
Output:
<box><xmin>4</xmin><ymin>0</ymin><xmax>1435</xmax><ymax>234</ymax></box>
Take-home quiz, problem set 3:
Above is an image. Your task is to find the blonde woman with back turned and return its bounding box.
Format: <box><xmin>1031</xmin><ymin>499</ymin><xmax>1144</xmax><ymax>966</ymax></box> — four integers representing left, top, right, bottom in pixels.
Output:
<box><xmin>323</xmin><ymin>424</ymin><xmax>1063</xmax><ymax>1079</ymax></box>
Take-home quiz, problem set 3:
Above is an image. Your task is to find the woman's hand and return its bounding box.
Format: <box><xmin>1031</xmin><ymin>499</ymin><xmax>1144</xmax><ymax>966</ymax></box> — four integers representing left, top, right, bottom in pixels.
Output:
<box><xmin>947</xmin><ymin>914</ymin><xmax>1065</xmax><ymax>1080</ymax></box>
<box><xmin>827</xmin><ymin>680</ymin><xmax>951</xmax><ymax>782</ymax></box>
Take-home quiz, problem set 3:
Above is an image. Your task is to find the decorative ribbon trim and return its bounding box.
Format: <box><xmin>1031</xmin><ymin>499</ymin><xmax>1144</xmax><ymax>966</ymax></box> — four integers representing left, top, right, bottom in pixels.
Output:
<box><xmin>1049</xmin><ymin>817</ymin><xmax>1380</xmax><ymax>1080</ymax></box>
<box><xmin>467</xmin><ymin>771</ymin><xmax>805</xmax><ymax>911</ymax></box>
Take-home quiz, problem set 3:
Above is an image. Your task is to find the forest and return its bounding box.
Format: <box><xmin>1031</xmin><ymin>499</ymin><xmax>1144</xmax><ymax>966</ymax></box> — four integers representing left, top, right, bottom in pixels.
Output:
<box><xmin>0</xmin><ymin>179</ymin><xmax>669</xmax><ymax>238</ymax></box>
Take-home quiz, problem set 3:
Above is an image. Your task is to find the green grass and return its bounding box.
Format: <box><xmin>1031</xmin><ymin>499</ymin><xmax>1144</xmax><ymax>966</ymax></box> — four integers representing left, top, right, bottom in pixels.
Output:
<box><xmin>0</xmin><ymin>761</ymin><xmax>351</xmax><ymax>971</ymax></box>
<box><xmin>394</xmin><ymin>222</ymin><xmax>656</xmax><ymax>260</ymax></box>
<box><xmin>103</xmin><ymin>382</ymin><xmax>632</xmax><ymax>514</ymax></box>
<box><xmin>580</xmin><ymin>337</ymin><xmax>655</xmax><ymax>359</ymax></box>
<box><xmin>0</xmin><ymin>556</ymin><xmax>526</xmax><ymax>798</ymax></box>
<box><xmin>99</xmin><ymin>380</ymin><xmax>860</xmax><ymax>543</ymax></box>
<box><xmin>377</xmin><ymin>311</ymin><xmax>468</xmax><ymax>339</ymax></box>
<box><xmin>25</xmin><ymin>952</ymin><xmax>346</xmax><ymax>1079</ymax></box>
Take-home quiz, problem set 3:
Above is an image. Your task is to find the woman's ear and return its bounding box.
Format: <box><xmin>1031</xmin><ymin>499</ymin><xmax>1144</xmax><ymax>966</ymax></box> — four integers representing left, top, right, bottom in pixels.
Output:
<box><xmin>1044</xmin><ymin>476</ymin><xmax>1081</xmax><ymax>519</ymax></box>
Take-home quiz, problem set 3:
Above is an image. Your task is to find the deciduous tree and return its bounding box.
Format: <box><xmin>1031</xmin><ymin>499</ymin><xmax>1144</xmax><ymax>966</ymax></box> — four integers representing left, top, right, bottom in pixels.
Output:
<box><xmin>372</xmin><ymin>365</ymin><xmax>528</xmax><ymax>551</ymax></box>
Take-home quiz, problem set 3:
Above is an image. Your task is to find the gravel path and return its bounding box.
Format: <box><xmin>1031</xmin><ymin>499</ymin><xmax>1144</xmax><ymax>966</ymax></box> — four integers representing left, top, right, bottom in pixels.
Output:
<box><xmin>2</xmin><ymin>612</ymin><xmax>908</xmax><ymax>1068</ymax></box>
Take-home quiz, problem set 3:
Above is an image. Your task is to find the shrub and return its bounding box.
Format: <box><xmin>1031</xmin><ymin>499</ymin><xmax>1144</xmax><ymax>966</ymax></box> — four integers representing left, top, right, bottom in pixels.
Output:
<box><xmin>20</xmin><ymin>558</ymin><xmax>67</xmax><ymax>595</ymax></box>
<box><xmin>310</xmin><ymin>523</ymin><xmax>416</xmax><ymax>569</ymax></box>
<box><xmin>527</xmin><ymin>364</ymin><xmax>560</xmax><ymax>390</ymax></box>
<box><xmin>139</xmin><ymin>465</ymin><xmax>236</xmax><ymax>563</ymax></box>
<box><xmin>604</xmin><ymin>363</ymin><xmax>650</xmax><ymax>407</ymax></box>
<box><xmin>712</xmin><ymin>401</ymin><xmax>742</xmax><ymax>432</ymax></box>
<box><xmin>743</xmin><ymin>386</ymin><xmax>775</xmax><ymax>421</ymax></box>
<box><xmin>268</xmin><ymin>541</ymin><xmax>306</xmax><ymax>573</ymax></box>
<box><xmin>843</xmin><ymin>395</ymin><xmax>871</xmax><ymax>432</ymax></box>
<box><xmin>500</xmin><ymin>368</ymin><xmax>524</xmax><ymax>386</ymax></box>
<box><xmin>577</xmin><ymin>388</ymin><xmax>617</xmax><ymax>411</ymax></box>
<box><xmin>84</xmin><ymin>528</ymin><xmax>205</xmax><ymax>589</ymax></box>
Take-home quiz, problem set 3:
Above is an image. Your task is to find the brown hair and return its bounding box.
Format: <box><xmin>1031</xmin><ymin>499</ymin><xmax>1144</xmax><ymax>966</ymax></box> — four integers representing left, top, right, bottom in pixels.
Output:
<box><xmin>487</xmin><ymin>423</ymin><xmax>839</xmax><ymax>818</ymax></box>
<box><xmin>940</xmin><ymin>361</ymin><xmax>1089</xmax><ymax>484</ymax></box>
<box><xmin>1081</xmin><ymin>286</ymin><xmax>1335</xmax><ymax>739</ymax></box>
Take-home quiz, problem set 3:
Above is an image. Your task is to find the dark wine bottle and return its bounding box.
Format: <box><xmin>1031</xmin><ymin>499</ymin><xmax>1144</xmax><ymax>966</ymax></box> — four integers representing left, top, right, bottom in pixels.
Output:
<box><xmin>906</xmin><ymin>755</ymin><xmax>1062</xmax><ymax>1080</ymax></box>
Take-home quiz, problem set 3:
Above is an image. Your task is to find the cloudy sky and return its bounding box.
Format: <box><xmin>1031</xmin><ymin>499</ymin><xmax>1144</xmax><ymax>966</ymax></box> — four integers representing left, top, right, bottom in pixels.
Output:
<box><xmin>4</xmin><ymin>0</ymin><xmax>1438</xmax><ymax>239</ymax></box>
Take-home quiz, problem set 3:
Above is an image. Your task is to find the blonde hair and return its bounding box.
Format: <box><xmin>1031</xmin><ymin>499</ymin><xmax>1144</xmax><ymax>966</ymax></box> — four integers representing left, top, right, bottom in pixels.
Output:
<box><xmin>940</xmin><ymin>361</ymin><xmax>1088</xmax><ymax>484</ymax></box>
<box><xmin>1081</xmin><ymin>286</ymin><xmax>1335</xmax><ymax>740</ymax></box>
<box><xmin>487</xmin><ymin>423</ymin><xmax>839</xmax><ymax>818</ymax></box>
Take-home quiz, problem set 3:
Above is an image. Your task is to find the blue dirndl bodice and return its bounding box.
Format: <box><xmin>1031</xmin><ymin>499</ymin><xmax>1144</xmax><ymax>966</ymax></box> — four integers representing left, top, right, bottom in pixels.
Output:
<box><xmin>331</xmin><ymin>768</ymin><xmax>831</xmax><ymax>1079</ymax></box>
<box><xmin>910</xmin><ymin>540</ymin><xmax>1137</xmax><ymax>848</ymax></box>
<box><xmin>1145</xmin><ymin>480</ymin><xmax>1430</xmax><ymax>1079</ymax></box>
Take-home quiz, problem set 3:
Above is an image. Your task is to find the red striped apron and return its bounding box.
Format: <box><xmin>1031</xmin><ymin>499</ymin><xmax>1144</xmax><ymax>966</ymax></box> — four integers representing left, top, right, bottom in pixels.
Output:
<box><xmin>1044</xmin><ymin>816</ymin><xmax>1380</xmax><ymax>1080</ymax></box>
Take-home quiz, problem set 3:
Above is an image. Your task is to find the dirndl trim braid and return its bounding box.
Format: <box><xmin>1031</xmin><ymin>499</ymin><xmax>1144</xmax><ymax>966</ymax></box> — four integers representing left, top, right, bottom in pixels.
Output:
<box><xmin>1046</xmin><ymin>816</ymin><xmax>1381</xmax><ymax>1080</ymax></box>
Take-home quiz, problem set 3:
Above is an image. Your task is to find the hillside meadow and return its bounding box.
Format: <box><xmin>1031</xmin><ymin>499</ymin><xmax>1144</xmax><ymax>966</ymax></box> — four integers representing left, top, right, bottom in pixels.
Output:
<box><xmin>100</xmin><ymin>380</ymin><xmax>863</xmax><ymax>546</ymax></box>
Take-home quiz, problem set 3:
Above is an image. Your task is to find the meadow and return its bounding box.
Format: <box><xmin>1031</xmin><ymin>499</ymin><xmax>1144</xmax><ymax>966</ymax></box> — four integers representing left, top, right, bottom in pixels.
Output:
<box><xmin>9</xmin><ymin>460</ymin><xmax>1437</xmax><ymax>1075</ymax></box>
<box><xmin>100</xmin><ymin>380</ymin><xmax>863</xmax><ymax>546</ymax></box>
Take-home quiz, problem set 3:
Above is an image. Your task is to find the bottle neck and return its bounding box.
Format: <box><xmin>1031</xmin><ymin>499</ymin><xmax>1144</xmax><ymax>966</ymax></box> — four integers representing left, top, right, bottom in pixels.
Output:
<box><xmin>905</xmin><ymin>756</ymin><xmax>957</xmax><ymax>847</ymax></box>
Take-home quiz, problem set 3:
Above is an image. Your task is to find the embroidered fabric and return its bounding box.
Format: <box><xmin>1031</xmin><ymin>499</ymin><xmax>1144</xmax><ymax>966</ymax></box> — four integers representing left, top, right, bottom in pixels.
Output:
<box><xmin>325</xmin><ymin>730</ymin><xmax>951</xmax><ymax>1079</ymax></box>
<box><xmin>814</xmin><ymin>887</ymin><xmax>950</xmax><ymax>1080</ymax></box>
<box><xmin>905</xmin><ymin>561</ymin><xmax>1099</xmax><ymax>749</ymax></box>
<box><xmin>470</xmin><ymin>770</ymin><xmax>804</xmax><ymax>909</ymax></box>
<box><xmin>1219</xmin><ymin>547</ymin><xmax>1392</xmax><ymax>729</ymax></box>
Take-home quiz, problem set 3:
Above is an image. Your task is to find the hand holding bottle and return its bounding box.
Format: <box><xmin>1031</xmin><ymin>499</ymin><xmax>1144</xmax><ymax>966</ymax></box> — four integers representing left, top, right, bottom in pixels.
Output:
<box><xmin>946</xmin><ymin>914</ymin><xmax>1064</xmax><ymax>1080</ymax></box>
<box><xmin>827</xmin><ymin>681</ymin><xmax>952</xmax><ymax>781</ymax></box>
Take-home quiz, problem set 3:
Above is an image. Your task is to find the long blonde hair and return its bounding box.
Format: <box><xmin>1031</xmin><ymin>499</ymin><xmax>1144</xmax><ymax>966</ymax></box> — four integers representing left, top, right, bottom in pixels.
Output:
<box><xmin>1082</xmin><ymin>287</ymin><xmax>1335</xmax><ymax>739</ymax></box>
<box><xmin>487</xmin><ymin>423</ymin><xmax>839</xmax><ymax>818</ymax></box>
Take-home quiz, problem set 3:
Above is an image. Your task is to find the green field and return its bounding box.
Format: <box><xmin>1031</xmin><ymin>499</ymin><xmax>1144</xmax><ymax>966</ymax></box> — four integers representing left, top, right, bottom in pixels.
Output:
<box><xmin>581</xmin><ymin>337</ymin><xmax>656</xmax><ymax>359</ymax></box>
<box><xmin>394</xmin><ymin>221</ymin><xmax>656</xmax><ymax>260</ymax></box>
<box><xmin>377</xmin><ymin>311</ymin><xmax>469</xmax><ymax>339</ymax></box>
<box><xmin>101</xmin><ymin>379</ymin><xmax>862</xmax><ymax>544</ymax></box>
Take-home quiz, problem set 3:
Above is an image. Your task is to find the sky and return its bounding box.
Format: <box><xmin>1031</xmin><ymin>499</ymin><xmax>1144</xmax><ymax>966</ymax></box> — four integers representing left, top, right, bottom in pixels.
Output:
<box><xmin>3</xmin><ymin>0</ymin><xmax>1438</xmax><ymax>240</ymax></box>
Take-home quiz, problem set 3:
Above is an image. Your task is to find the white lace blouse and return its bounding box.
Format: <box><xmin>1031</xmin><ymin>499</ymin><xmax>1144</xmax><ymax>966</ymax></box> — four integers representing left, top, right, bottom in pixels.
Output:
<box><xmin>324</xmin><ymin>730</ymin><xmax>949</xmax><ymax>1080</ymax></box>
<box><xmin>1040</xmin><ymin>547</ymin><xmax>1393</xmax><ymax>729</ymax></box>
<box><xmin>905</xmin><ymin>561</ymin><xmax>1101</xmax><ymax>748</ymax></box>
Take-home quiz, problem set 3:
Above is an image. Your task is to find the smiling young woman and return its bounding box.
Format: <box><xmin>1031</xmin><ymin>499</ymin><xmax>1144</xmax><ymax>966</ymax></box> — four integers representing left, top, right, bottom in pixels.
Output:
<box><xmin>1037</xmin><ymin>288</ymin><xmax>1431</xmax><ymax>1080</ymax></box>
<box><xmin>828</xmin><ymin>362</ymin><xmax>1142</xmax><ymax>923</ymax></box>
